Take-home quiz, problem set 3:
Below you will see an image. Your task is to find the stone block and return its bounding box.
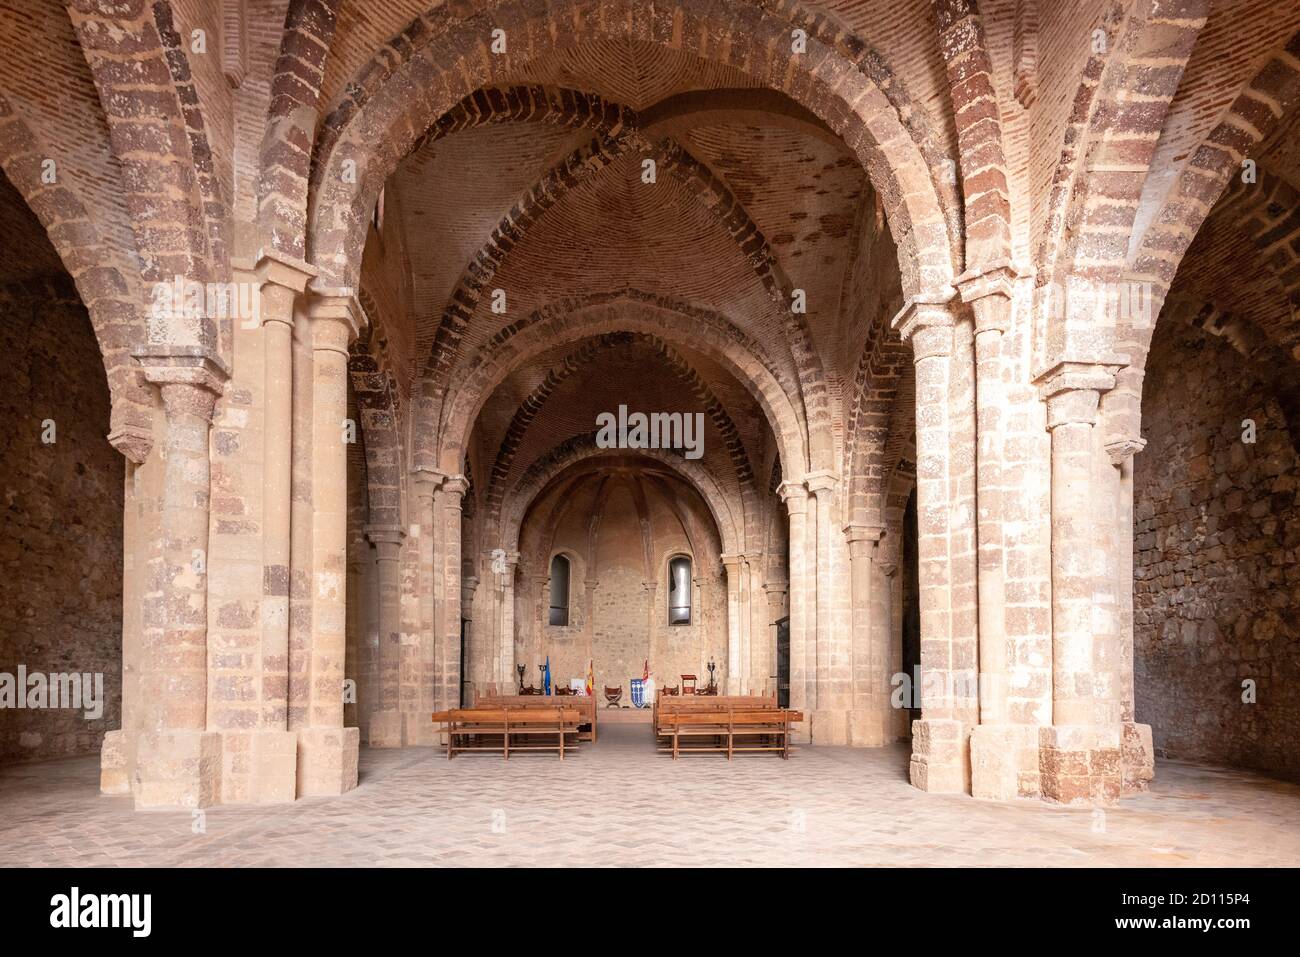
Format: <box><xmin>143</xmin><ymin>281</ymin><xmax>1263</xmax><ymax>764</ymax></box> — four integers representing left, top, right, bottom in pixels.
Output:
<box><xmin>134</xmin><ymin>730</ymin><xmax>222</xmax><ymax>809</ymax></box>
<box><xmin>298</xmin><ymin>726</ymin><xmax>359</xmax><ymax>797</ymax></box>
<box><xmin>810</xmin><ymin>709</ymin><xmax>848</xmax><ymax>745</ymax></box>
<box><xmin>249</xmin><ymin>730</ymin><xmax>298</xmax><ymax>804</ymax></box>
<box><xmin>99</xmin><ymin>729</ymin><xmax>131</xmax><ymax>796</ymax></box>
<box><xmin>909</xmin><ymin>718</ymin><xmax>969</xmax><ymax>793</ymax></box>
<box><xmin>1121</xmin><ymin>721</ymin><xmax>1155</xmax><ymax>794</ymax></box>
<box><xmin>401</xmin><ymin>711</ymin><xmax>440</xmax><ymax>747</ymax></box>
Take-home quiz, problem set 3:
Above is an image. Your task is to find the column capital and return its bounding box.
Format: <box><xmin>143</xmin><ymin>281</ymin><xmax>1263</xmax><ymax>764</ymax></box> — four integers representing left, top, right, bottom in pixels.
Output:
<box><xmin>954</xmin><ymin>259</ymin><xmax>1029</xmax><ymax>303</ymax></box>
<box><xmin>107</xmin><ymin>424</ymin><xmax>153</xmax><ymax>465</ymax></box>
<box><xmin>720</xmin><ymin>553</ymin><xmax>744</xmax><ymax>569</ymax></box>
<box><xmin>411</xmin><ymin>466</ymin><xmax>447</xmax><ymax>497</ymax></box>
<box><xmin>893</xmin><ymin>292</ymin><xmax>958</xmax><ymax>361</ymax></box>
<box><xmin>441</xmin><ymin>474</ymin><xmax>470</xmax><ymax>498</ymax></box>
<box><xmin>243</xmin><ymin>247</ymin><xmax>317</xmax><ymax>295</ymax></box>
<box><xmin>762</xmin><ymin>579</ymin><xmax>789</xmax><ymax>595</ymax></box>
<box><xmin>306</xmin><ymin>288</ymin><xmax>367</xmax><ymax>352</ymax></box>
<box><xmin>1105</xmin><ymin>435</ymin><xmax>1147</xmax><ymax>465</ymax></box>
<box><xmin>777</xmin><ymin>479</ymin><xmax>809</xmax><ymax>512</ymax></box>
<box><xmin>1037</xmin><ymin>360</ymin><xmax>1122</xmax><ymax>429</ymax></box>
<box><xmin>365</xmin><ymin>523</ymin><xmax>406</xmax><ymax>551</ymax></box>
<box><xmin>877</xmin><ymin>561</ymin><xmax>899</xmax><ymax>578</ymax></box>
<box><xmin>804</xmin><ymin>469</ymin><xmax>839</xmax><ymax>495</ymax></box>
<box><xmin>133</xmin><ymin>348</ymin><xmax>230</xmax><ymax>422</ymax></box>
<box><xmin>843</xmin><ymin>522</ymin><xmax>884</xmax><ymax>544</ymax></box>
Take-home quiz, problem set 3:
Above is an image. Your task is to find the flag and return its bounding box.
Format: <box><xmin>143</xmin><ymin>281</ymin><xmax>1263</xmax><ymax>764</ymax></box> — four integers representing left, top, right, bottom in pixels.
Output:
<box><xmin>543</xmin><ymin>656</ymin><xmax>551</xmax><ymax>696</ymax></box>
<box><xmin>642</xmin><ymin>659</ymin><xmax>649</xmax><ymax>681</ymax></box>
<box><xmin>585</xmin><ymin>659</ymin><xmax>594</xmax><ymax>697</ymax></box>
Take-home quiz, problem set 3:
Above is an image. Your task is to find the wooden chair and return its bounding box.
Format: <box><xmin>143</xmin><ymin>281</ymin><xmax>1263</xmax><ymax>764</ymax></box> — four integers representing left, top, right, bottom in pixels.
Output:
<box><xmin>681</xmin><ymin>674</ymin><xmax>697</xmax><ymax>695</ymax></box>
<box><xmin>661</xmin><ymin>685</ymin><xmax>679</xmax><ymax>696</ymax></box>
<box><xmin>603</xmin><ymin>685</ymin><xmax>623</xmax><ymax>708</ymax></box>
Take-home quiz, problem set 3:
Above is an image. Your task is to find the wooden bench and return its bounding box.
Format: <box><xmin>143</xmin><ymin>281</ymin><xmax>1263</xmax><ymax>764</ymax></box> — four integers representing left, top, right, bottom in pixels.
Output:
<box><xmin>653</xmin><ymin>693</ymin><xmax>776</xmax><ymax>743</ymax></box>
<box><xmin>475</xmin><ymin>693</ymin><xmax>597</xmax><ymax>742</ymax></box>
<box><xmin>431</xmin><ymin>707</ymin><xmax>584</xmax><ymax>760</ymax></box>
<box><xmin>657</xmin><ymin>709</ymin><xmax>804</xmax><ymax>759</ymax></box>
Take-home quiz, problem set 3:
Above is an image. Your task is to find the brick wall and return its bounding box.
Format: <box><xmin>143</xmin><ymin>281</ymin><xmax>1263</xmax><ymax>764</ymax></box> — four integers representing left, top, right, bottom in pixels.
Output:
<box><xmin>1134</xmin><ymin>320</ymin><xmax>1299</xmax><ymax>777</ymax></box>
<box><xmin>0</xmin><ymin>279</ymin><xmax>122</xmax><ymax>762</ymax></box>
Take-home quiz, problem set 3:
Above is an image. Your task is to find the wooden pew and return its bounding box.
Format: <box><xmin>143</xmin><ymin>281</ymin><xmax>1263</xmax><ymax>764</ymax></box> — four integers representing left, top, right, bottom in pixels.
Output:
<box><xmin>653</xmin><ymin>693</ymin><xmax>776</xmax><ymax>743</ymax></box>
<box><xmin>431</xmin><ymin>707</ymin><xmax>584</xmax><ymax>760</ymax></box>
<box><xmin>658</xmin><ymin>709</ymin><xmax>804</xmax><ymax>760</ymax></box>
<box><xmin>475</xmin><ymin>693</ymin><xmax>597</xmax><ymax>742</ymax></box>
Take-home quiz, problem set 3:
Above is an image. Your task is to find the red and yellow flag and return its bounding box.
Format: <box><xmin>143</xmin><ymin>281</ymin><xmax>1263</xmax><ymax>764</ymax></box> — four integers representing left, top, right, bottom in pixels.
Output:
<box><xmin>585</xmin><ymin>659</ymin><xmax>594</xmax><ymax>697</ymax></box>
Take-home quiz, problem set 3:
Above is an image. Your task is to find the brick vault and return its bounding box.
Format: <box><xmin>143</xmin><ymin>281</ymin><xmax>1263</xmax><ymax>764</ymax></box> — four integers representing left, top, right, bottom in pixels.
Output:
<box><xmin>0</xmin><ymin>0</ymin><xmax>1296</xmax><ymax>809</ymax></box>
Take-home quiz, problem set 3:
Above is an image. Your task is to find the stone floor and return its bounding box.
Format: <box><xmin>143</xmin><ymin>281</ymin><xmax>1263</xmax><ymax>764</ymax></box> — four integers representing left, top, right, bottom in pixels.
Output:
<box><xmin>2</xmin><ymin>725</ymin><xmax>1298</xmax><ymax>867</ymax></box>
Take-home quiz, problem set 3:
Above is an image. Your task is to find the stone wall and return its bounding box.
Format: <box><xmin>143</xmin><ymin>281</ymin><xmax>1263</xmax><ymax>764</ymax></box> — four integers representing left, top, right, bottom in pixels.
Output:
<box><xmin>0</xmin><ymin>279</ymin><xmax>122</xmax><ymax>762</ymax></box>
<box><xmin>1134</xmin><ymin>320</ymin><xmax>1300</xmax><ymax>778</ymax></box>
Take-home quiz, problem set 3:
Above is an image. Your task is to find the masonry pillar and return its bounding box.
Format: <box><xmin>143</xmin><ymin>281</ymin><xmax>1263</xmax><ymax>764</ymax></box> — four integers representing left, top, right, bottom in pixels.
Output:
<box><xmin>894</xmin><ymin>293</ymin><xmax>972</xmax><ymax>793</ymax></box>
<box><xmin>1037</xmin><ymin>361</ymin><xmax>1124</xmax><ymax>805</ymax></box>
<box><xmin>365</xmin><ymin>524</ymin><xmax>405</xmax><ymax>747</ymax></box>
<box><xmin>437</xmin><ymin>476</ymin><xmax>469</xmax><ymax>708</ymax></box>
<box><xmin>132</xmin><ymin>349</ymin><xmax>229</xmax><ymax>808</ymax></box>
<box><xmin>250</xmin><ymin>250</ymin><xmax>316</xmax><ymax>802</ymax></box>
<box><xmin>958</xmin><ymin>264</ymin><xmax>1039</xmax><ymax>800</ymax></box>
<box><xmin>721</xmin><ymin>554</ymin><xmax>743</xmax><ymax>694</ymax></box>
<box><xmin>777</xmin><ymin>481</ymin><xmax>810</xmax><ymax>741</ymax></box>
<box><xmin>296</xmin><ymin>292</ymin><xmax>363</xmax><ymax>795</ymax></box>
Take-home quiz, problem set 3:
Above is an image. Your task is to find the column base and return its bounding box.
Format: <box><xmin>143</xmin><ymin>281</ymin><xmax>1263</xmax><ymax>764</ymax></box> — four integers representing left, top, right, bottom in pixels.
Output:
<box><xmin>1039</xmin><ymin>725</ymin><xmax>1122</xmax><ymax>806</ymax></box>
<box><xmin>402</xmin><ymin>711</ymin><xmax>440</xmax><ymax>747</ymax></box>
<box><xmin>99</xmin><ymin>729</ymin><xmax>132</xmax><ymax>796</ymax></box>
<box><xmin>297</xmin><ymin>726</ymin><xmax>360</xmax><ymax>797</ymax></box>
<box><xmin>908</xmin><ymin>718</ymin><xmax>969</xmax><ymax>794</ymax></box>
<box><xmin>809</xmin><ymin>709</ymin><xmax>848</xmax><ymax>746</ymax></box>
<box><xmin>846</xmin><ymin>706</ymin><xmax>892</xmax><ymax>747</ymax></box>
<box><xmin>134</xmin><ymin>730</ymin><xmax>222</xmax><ymax>809</ymax></box>
<box><xmin>368</xmin><ymin>710</ymin><xmax>403</xmax><ymax>748</ymax></box>
<box><xmin>970</xmin><ymin>724</ymin><xmax>1041</xmax><ymax>801</ymax></box>
<box><xmin>1122</xmin><ymin>721</ymin><xmax>1155</xmax><ymax>794</ymax></box>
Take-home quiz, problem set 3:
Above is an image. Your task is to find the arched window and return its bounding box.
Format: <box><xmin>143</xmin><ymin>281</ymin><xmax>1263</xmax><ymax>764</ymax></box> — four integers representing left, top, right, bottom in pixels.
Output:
<box><xmin>548</xmin><ymin>554</ymin><xmax>571</xmax><ymax>626</ymax></box>
<box><xmin>668</xmin><ymin>555</ymin><xmax>692</xmax><ymax>625</ymax></box>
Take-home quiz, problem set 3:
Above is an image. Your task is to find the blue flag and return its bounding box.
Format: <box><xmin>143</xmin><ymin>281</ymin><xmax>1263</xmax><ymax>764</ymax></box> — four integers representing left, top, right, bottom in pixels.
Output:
<box><xmin>543</xmin><ymin>656</ymin><xmax>551</xmax><ymax>696</ymax></box>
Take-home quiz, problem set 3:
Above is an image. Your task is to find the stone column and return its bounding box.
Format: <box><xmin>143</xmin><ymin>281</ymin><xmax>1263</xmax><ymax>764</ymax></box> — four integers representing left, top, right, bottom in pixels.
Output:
<box><xmin>721</xmin><ymin>554</ymin><xmax>743</xmax><ymax>694</ymax></box>
<box><xmin>1037</xmin><ymin>361</ymin><xmax>1123</xmax><ymax>805</ymax></box>
<box><xmin>893</xmin><ymin>294</ymin><xmax>970</xmax><ymax>793</ymax></box>
<box><xmin>763</xmin><ymin>579</ymin><xmax>787</xmax><ymax>699</ymax></box>
<box><xmin>438</xmin><ymin>476</ymin><xmax>469</xmax><ymax>708</ymax></box>
<box><xmin>296</xmin><ymin>291</ymin><xmax>363</xmax><ymax>795</ymax></box>
<box><xmin>132</xmin><ymin>349</ymin><xmax>229</xmax><ymax>808</ymax></box>
<box><xmin>845</xmin><ymin>524</ymin><xmax>887</xmax><ymax>746</ymax></box>
<box><xmin>744</xmin><ymin>551</ymin><xmax>764</xmax><ymax>693</ymax></box>
<box><xmin>777</xmin><ymin>481</ymin><xmax>810</xmax><ymax>736</ymax></box>
<box><xmin>365</xmin><ymin>524</ymin><xmax>405</xmax><ymax>747</ymax></box>
<box><xmin>410</xmin><ymin>468</ymin><xmax>443</xmax><ymax>734</ymax></box>
<box><xmin>251</xmin><ymin>250</ymin><xmax>316</xmax><ymax>802</ymax></box>
<box><xmin>805</xmin><ymin>470</ymin><xmax>842</xmax><ymax>742</ymax></box>
<box><xmin>875</xmin><ymin>558</ymin><xmax>904</xmax><ymax>739</ymax></box>
<box><xmin>498</xmin><ymin>550</ymin><xmax>520</xmax><ymax>691</ymax></box>
<box><xmin>1105</xmin><ymin>435</ymin><xmax>1154</xmax><ymax>794</ymax></box>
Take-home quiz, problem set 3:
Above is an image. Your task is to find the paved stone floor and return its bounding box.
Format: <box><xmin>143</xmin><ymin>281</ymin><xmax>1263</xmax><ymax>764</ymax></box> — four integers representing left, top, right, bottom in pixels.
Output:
<box><xmin>2</xmin><ymin>725</ymin><xmax>1298</xmax><ymax>867</ymax></box>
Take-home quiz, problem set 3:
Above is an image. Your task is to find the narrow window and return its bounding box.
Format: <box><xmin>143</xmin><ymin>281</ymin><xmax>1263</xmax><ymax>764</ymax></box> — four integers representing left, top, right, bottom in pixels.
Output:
<box><xmin>548</xmin><ymin>554</ymin><xmax>570</xmax><ymax>626</ymax></box>
<box><xmin>668</xmin><ymin>555</ymin><xmax>692</xmax><ymax>625</ymax></box>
